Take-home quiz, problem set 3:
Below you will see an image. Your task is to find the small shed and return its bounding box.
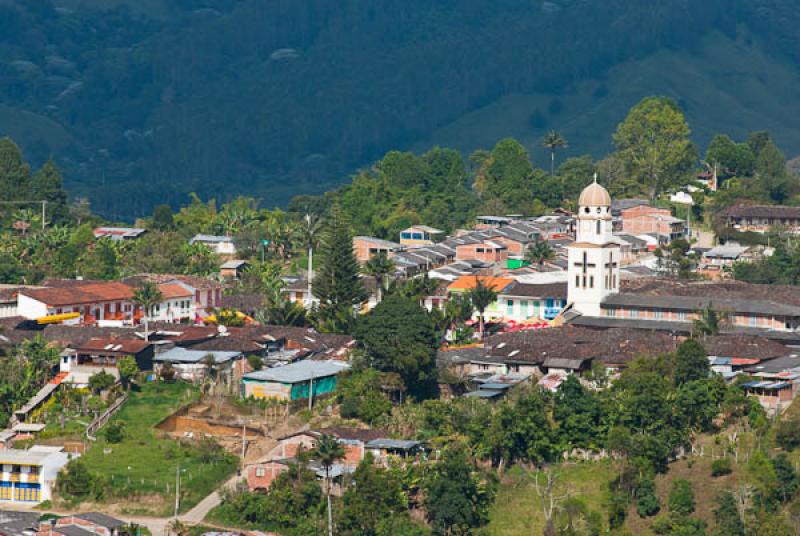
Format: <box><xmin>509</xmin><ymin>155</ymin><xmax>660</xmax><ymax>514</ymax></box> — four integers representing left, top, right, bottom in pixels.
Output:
<box><xmin>241</xmin><ymin>360</ymin><xmax>350</xmax><ymax>401</ymax></box>
<box><xmin>220</xmin><ymin>260</ymin><xmax>250</xmax><ymax>280</ymax></box>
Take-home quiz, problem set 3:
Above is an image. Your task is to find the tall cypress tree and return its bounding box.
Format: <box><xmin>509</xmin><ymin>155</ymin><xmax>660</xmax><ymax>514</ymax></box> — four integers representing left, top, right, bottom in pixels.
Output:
<box><xmin>0</xmin><ymin>137</ymin><xmax>30</xmax><ymax>203</ymax></box>
<box><xmin>313</xmin><ymin>204</ymin><xmax>367</xmax><ymax>333</ymax></box>
<box><xmin>30</xmin><ymin>159</ymin><xmax>69</xmax><ymax>223</ymax></box>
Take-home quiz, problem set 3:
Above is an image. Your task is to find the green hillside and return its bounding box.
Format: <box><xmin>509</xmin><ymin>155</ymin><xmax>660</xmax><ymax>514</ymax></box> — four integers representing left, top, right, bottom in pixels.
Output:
<box><xmin>2</xmin><ymin>1</ymin><xmax>800</xmax><ymax>218</ymax></box>
<box><xmin>417</xmin><ymin>31</ymin><xmax>800</xmax><ymax>167</ymax></box>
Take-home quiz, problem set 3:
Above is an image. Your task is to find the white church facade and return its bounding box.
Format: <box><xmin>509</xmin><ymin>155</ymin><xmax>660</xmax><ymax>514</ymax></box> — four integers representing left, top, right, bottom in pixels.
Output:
<box><xmin>567</xmin><ymin>178</ymin><xmax>620</xmax><ymax>317</ymax></box>
<box><xmin>566</xmin><ymin>179</ymin><xmax>800</xmax><ymax>337</ymax></box>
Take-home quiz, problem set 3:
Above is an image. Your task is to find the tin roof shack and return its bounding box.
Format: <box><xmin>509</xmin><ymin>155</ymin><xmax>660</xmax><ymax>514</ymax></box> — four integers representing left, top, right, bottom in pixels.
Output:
<box><xmin>154</xmin><ymin>348</ymin><xmax>243</xmax><ymax>386</ymax></box>
<box><xmin>220</xmin><ymin>260</ymin><xmax>250</xmax><ymax>280</ymax></box>
<box><xmin>0</xmin><ymin>446</ymin><xmax>71</xmax><ymax>504</ymax></box>
<box><xmin>365</xmin><ymin>439</ymin><xmax>423</xmax><ymax>464</ymax></box>
<box><xmin>241</xmin><ymin>360</ymin><xmax>350</xmax><ymax>402</ymax></box>
<box><xmin>742</xmin><ymin>354</ymin><xmax>800</xmax><ymax>414</ymax></box>
<box><xmin>704</xmin><ymin>335</ymin><xmax>789</xmax><ymax>380</ymax></box>
<box><xmin>92</xmin><ymin>227</ymin><xmax>146</xmax><ymax>241</ymax></box>
<box><xmin>61</xmin><ymin>338</ymin><xmax>154</xmax><ymax>387</ymax></box>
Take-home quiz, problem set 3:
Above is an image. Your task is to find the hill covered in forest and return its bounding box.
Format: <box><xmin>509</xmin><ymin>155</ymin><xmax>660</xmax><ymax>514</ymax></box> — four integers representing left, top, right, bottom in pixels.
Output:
<box><xmin>2</xmin><ymin>0</ymin><xmax>800</xmax><ymax>218</ymax></box>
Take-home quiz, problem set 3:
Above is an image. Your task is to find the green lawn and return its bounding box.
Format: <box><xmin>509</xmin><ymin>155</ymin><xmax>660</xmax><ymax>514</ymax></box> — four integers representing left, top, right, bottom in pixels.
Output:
<box><xmin>78</xmin><ymin>382</ymin><xmax>237</xmax><ymax>516</ymax></box>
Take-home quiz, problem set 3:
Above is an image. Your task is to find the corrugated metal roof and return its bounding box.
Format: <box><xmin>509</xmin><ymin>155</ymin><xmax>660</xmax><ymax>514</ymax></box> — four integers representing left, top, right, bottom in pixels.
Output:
<box><xmin>243</xmin><ymin>360</ymin><xmax>349</xmax><ymax>384</ymax></box>
<box><xmin>154</xmin><ymin>347</ymin><xmax>241</xmax><ymax>364</ymax></box>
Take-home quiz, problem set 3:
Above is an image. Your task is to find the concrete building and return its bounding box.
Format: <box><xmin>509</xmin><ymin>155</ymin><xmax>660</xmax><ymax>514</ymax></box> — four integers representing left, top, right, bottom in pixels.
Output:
<box><xmin>399</xmin><ymin>225</ymin><xmax>442</xmax><ymax>247</ymax></box>
<box><xmin>0</xmin><ymin>446</ymin><xmax>71</xmax><ymax>504</ymax></box>
<box><xmin>16</xmin><ymin>282</ymin><xmax>136</xmax><ymax>326</ymax></box>
<box><xmin>60</xmin><ymin>338</ymin><xmax>154</xmax><ymax>387</ymax></box>
<box><xmin>621</xmin><ymin>205</ymin><xmax>686</xmax><ymax>242</ymax></box>
<box><xmin>154</xmin><ymin>347</ymin><xmax>243</xmax><ymax>384</ymax></box>
<box><xmin>352</xmin><ymin>236</ymin><xmax>404</xmax><ymax>263</ymax></box>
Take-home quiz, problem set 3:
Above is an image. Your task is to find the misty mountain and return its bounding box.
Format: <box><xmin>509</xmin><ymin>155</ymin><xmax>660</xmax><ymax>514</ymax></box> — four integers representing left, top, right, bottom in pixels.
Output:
<box><xmin>1</xmin><ymin>0</ymin><xmax>800</xmax><ymax>218</ymax></box>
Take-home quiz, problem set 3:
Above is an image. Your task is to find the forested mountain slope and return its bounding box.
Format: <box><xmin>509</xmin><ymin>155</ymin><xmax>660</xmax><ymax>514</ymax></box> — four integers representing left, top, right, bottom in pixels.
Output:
<box><xmin>1</xmin><ymin>0</ymin><xmax>800</xmax><ymax>218</ymax></box>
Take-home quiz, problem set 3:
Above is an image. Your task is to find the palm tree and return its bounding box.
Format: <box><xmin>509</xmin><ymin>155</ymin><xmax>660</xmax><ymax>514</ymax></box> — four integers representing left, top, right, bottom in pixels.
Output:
<box><xmin>297</xmin><ymin>213</ymin><xmax>322</xmax><ymax>306</ymax></box>
<box><xmin>466</xmin><ymin>278</ymin><xmax>498</xmax><ymax>338</ymax></box>
<box><xmin>131</xmin><ymin>281</ymin><xmax>163</xmax><ymax>341</ymax></box>
<box><xmin>525</xmin><ymin>237</ymin><xmax>556</xmax><ymax>266</ymax></box>
<box><xmin>314</xmin><ymin>433</ymin><xmax>345</xmax><ymax>536</ymax></box>
<box><xmin>693</xmin><ymin>304</ymin><xmax>726</xmax><ymax>339</ymax></box>
<box><xmin>541</xmin><ymin>130</ymin><xmax>568</xmax><ymax>176</ymax></box>
<box><xmin>363</xmin><ymin>252</ymin><xmax>395</xmax><ymax>303</ymax></box>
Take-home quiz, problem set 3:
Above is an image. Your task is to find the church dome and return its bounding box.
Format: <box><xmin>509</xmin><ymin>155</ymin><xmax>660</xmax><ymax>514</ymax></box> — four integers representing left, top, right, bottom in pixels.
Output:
<box><xmin>578</xmin><ymin>181</ymin><xmax>611</xmax><ymax>207</ymax></box>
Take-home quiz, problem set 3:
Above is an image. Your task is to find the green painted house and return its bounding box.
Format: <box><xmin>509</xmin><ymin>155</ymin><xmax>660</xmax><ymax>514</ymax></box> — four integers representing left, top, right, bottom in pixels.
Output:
<box><xmin>241</xmin><ymin>360</ymin><xmax>350</xmax><ymax>401</ymax></box>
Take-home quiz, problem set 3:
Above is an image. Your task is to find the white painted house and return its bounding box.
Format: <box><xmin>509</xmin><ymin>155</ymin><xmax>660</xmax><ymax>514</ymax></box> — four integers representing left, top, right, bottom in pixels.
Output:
<box><xmin>151</xmin><ymin>280</ymin><xmax>196</xmax><ymax>322</ymax></box>
<box><xmin>16</xmin><ymin>282</ymin><xmax>136</xmax><ymax>325</ymax></box>
<box><xmin>190</xmin><ymin>234</ymin><xmax>237</xmax><ymax>255</ymax></box>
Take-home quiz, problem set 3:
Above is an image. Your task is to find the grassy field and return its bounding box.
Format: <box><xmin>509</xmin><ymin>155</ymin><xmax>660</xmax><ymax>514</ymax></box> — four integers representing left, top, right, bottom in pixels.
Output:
<box><xmin>76</xmin><ymin>382</ymin><xmax>237</xmax><ymax>516</ymax></box>
<box><xmin>485</xmin><ymin>462</ymin><xmax>615</xmax><ymax>535</ymax></box>
<box><xmin>485</xmin><ymin>441</ymin><xmax>754</xmax><ymax>534</ymax></box>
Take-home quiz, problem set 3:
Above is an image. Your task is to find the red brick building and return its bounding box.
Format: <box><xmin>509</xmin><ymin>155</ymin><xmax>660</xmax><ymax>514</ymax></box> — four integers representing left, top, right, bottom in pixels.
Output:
<box><xmin>621</xmin><ymin>205</ymin><xmax>686</xmax><ymax>242</ymax></box>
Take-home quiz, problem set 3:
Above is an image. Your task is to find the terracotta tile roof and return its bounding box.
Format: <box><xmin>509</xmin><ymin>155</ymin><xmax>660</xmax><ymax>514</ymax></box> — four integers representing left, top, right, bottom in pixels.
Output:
<box><xmin>158</xmin><ymin>282</ymin><xmax>193</xmax><ymax>299</ymax></box>
<box><xmin>73</xmin><ymin>337</ymin><xmax>151</xmax><ymax>354</ymax></box>
<box><xmin>447</xmin><ymin>276</ymin><xmax>514</xmax><ymax>293</ymax></box>
<box><xmin>0</xmin><ymin>285</ymin><xmax>44</xmax><ymax>302</ymax></box>
<box><xmin>220</xmin><ymin>292</ymin><xmax>264</xmax><ymax>313</ymax></box>
<box><xmin>19</xmin><ymin>282</ymin><xmax>134</xmax><ymax>307</ymax></box>
<box><xmin>484</xmin><ymin>326</ymin><xmax>677</xmax><ymax>365</ymax></box>
<box><xmin>123</xmin><ymin>273</ymin><xmax>221</xmax><ymax>290</ymax></box>
<box><xmin>501</xmin><ymin>281</ymin><xmax>567</xmax><ymax>299</ymax></box>
<box><xmin>703</xmin><ymin>335</ymin><xmax>788</xmax><ymax>361</ymax></box>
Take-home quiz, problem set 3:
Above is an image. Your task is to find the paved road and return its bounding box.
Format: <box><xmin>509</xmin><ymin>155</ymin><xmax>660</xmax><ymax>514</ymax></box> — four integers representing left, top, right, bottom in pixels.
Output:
<box><xmin>178</xmin><ymin>474</ymin><xmax>242</xmax><ymax>525</ymax></box>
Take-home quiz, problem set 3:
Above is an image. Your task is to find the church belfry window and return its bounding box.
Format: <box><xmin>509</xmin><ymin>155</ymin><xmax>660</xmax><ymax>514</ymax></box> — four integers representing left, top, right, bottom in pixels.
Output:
<box><xmin>596</xmin><ymin>220</ymin><xmax>601</xmax><ymax>235</ymax></box>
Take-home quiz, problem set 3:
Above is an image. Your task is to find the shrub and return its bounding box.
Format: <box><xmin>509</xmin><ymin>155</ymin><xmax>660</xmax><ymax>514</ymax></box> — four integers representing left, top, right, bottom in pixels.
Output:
<box><xmin>776</xmin><ymin>418</ymin><xmax>800</xmax><ymax>451</ymax></box>
<box><xmin>247</xmin><ymin>354</ymin><xmax>263</xmax><ymax>371</ymax></box>
<box><xmin>651</xmin><ymin>515</ymin><xmax>672</xmax><ymax>535</ymax></box>
<box><xmin>57</xmin><ymin>459</ymin><xmax>94</xmax><ymax>498</ymax></box>
<box><xmin>104</xmin><ymin>421</ymin><xmax>125</xmax><ymax>444</ymax></box>
<box><xmin>668</xmin><ymin>479</ymin><xmax>695</xmax><ymax>516</ymax></box>
<box><xmin>88</xmin><ymin>370</ymin><xmax>115</xmax><ymax>394</ymax></box>
<box><xmin>636</xmin><ymin>479</ymin><xmax>660</xmax><ymax>517</ymax></box>
<box><xmin>711</xmin><ymin>458</ymin><xmax>732</xmax><ymax>477</ymax></box>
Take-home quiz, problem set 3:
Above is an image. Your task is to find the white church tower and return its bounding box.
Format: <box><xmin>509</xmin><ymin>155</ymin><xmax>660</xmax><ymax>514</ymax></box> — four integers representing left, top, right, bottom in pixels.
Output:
<box><xmin>567</xmin><ymin>176</ymin><xmax>620</xmax><ymax>317</ymax></box>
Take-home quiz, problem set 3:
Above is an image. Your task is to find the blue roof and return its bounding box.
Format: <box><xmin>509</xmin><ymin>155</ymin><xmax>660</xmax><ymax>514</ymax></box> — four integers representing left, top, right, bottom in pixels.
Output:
<box><xmin>154</xmin><ymin>347</ymin><xmax>241</xmax><ymax>364</ymax></box>
<box><xmin>243</xmin><ymin>360</ymin><xmax>350</xmax><ymax>384</ymax></box>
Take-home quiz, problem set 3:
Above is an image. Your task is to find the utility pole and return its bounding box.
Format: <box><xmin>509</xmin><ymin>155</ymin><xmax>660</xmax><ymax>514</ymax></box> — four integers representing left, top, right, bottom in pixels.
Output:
<box><xmin>174</xmin><ymin>464</ymin><xmax>180</xmax><ymax>518</ymax></box>
<box><xmin>241</xmin><ymin>424</ymin><xmax>247</xmax><ymax>460</ymax></box>
<box><xmin>308</xmin><ymin>372</ymin><xmax>314</xmax><ymax>412</ymax></box>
